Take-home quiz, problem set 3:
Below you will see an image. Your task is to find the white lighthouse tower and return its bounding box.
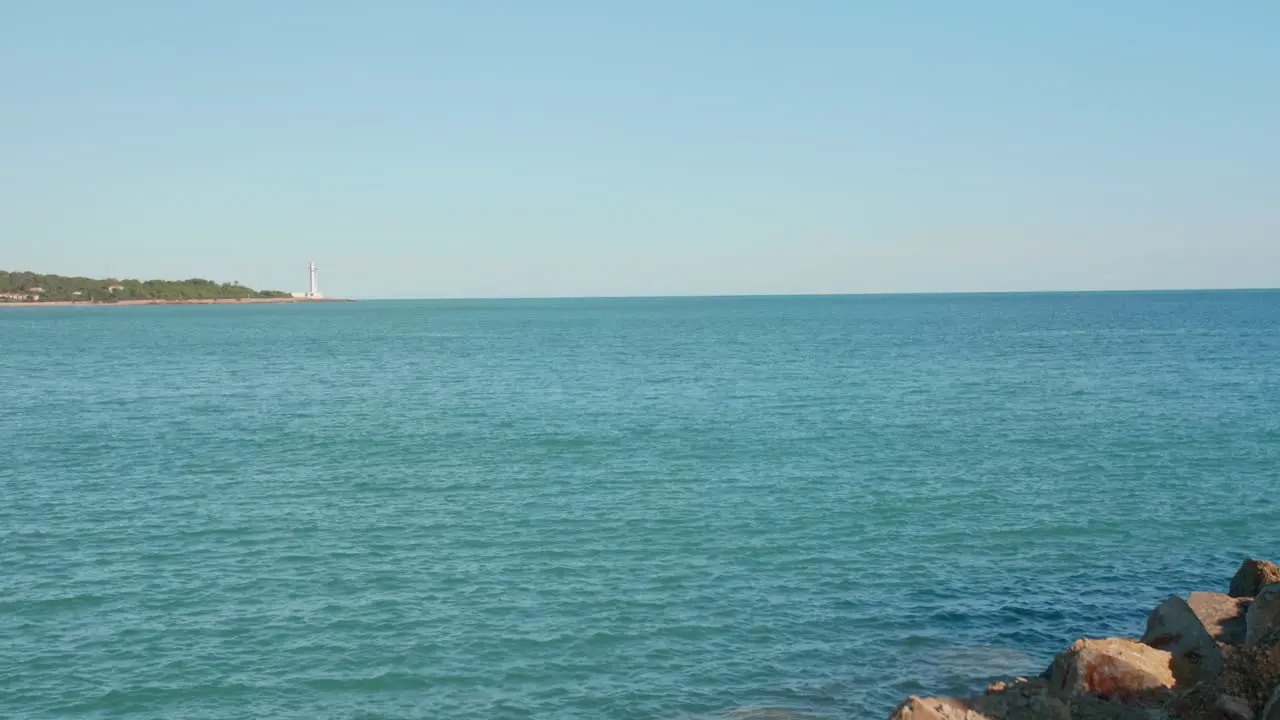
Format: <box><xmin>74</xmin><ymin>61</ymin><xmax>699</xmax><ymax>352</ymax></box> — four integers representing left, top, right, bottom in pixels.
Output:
<box><xmin>306</xmin><ymin>261</ymin><xmax>323</xmax><ymax>299</ymax></box>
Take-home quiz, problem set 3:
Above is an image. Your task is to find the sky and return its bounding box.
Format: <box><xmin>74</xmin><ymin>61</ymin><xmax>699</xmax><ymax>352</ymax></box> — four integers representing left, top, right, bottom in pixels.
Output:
<box><xmin>1</xmin><ymin>1</ymin><xmax>1277</xmax><ymax>299</ymax></box>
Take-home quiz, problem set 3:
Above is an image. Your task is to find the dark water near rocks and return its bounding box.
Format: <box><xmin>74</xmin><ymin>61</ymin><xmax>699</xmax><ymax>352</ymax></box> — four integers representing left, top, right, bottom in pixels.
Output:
<box><xmin>2</xmin><ymin>292</ymin><xmax>1278</xmax><ymax>719</ymax></box>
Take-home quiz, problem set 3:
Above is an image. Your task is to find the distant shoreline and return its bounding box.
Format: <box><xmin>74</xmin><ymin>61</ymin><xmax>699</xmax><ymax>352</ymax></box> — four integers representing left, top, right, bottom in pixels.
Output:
<box><xmin>0</xmin><ymin>297</ymin><xmax>354</xmax><ymax>308</ymax></box>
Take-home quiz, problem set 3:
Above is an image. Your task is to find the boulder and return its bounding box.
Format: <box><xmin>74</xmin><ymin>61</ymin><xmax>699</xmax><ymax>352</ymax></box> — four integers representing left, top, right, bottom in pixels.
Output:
<box><xmin>1230</xmin><ymin>560</ymin><xmax>1280</xmax><ymax>599</ymax></box>
<box><xmin>1261</xmin><ymin>685</ymin><xmax>1280</xmax><ymax>720</ymax></box>
<box><xmin>887</xmin><ymin>680</ymin><xmax>1073</xmax><ymax>720</ymax></box>
<box><xmin>974</xmin><ymin>679</ymin><xmax>1072</xmax><ymax>720</ymax></box>
<box><xmin>888</xmin><ymin>696</ymin><xmax>993</xmax><ymax>720</ymax></box>
<box><xmin>1188</xmin><ymin>592</ymin><xmax>1253</xmax><ymax>646</ymax></box>
<box><xmin>1051</xmin><ymin>638</ymin><xmax>1176</xmax><ymax>703</ymax></box>
<box><xmin>1247</xmin><ymin>586</ymin><xmax>1280</xmax><ymax>649</ymax></box>
<box><xmin>1143</xmin><ymin>595</ymin><xmax>1224</xmax><ymax>684</ymax></box>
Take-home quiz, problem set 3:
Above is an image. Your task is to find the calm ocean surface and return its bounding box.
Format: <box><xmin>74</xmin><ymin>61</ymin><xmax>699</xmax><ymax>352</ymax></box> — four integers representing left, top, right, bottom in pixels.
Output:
<box><xmin>2</xmin><ymin>292</ymin><xmax>1278</xmax><ymax>719</ymax></box>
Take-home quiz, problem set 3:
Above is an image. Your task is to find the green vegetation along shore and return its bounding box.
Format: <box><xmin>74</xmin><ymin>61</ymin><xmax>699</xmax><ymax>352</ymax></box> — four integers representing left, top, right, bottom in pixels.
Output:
<box><xmin>1</xmin><ymin>271</ymin><xmax>292</xmax><ymax>303</ymax></box>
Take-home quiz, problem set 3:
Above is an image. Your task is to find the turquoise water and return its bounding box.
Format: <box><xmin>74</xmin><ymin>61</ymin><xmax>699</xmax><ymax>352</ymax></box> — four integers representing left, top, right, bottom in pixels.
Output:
<box><xmin>2</xmin><ymin>292</ymin><xmax>1278</xmax><ymax>719</ymax></box>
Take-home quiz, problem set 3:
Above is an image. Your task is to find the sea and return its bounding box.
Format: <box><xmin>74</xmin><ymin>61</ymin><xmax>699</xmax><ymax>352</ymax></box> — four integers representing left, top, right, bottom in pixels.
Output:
<box><xmin>2</xmin><ymin>291</ymin><xmax>1278</xmax><ymax>720</ymax></box>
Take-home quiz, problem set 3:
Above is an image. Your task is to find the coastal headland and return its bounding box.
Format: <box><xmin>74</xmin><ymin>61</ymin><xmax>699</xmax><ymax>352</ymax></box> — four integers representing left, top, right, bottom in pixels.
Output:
<box><xmin>1</xmin><ymin>269</ymin><xmax>351</xmax><ymax>307</ymax></box>
<box><xmin>1</xmin><ymin>297</ymin><xmax>354</xmax><ymax>308</ymax></box>
<box><xmin>888</xmin><ymin>557</ymin><xmax>1280</xmax><ymax>720</ymax></box>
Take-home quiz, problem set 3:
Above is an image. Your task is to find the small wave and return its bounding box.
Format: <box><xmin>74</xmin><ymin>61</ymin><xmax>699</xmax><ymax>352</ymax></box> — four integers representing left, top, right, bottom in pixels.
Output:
<box><xmin>302</xmin><ymin>672</ymin><xmax>433</xmax><ymax>692</ymax></box>
<box><xmin>928</xmin><ymin>645</ymin><xmax>1040</xmax><ymax>676</ymax></box>
<box><xmin>720</xmin><ymin>707</ymin><xmax>833</xmax><ymax>719</ymax></box>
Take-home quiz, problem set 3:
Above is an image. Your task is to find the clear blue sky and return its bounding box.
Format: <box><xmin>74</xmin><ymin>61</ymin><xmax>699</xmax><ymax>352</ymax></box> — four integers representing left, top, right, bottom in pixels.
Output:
<box><xmin>2</xmin><ymin>2</ymin><xmax>1277</xmax><ymax>298</ymax></box>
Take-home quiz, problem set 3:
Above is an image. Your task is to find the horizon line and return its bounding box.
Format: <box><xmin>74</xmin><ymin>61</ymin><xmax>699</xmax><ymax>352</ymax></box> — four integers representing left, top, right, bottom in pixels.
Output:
<box><xmin>343</xmin><ymin>286</ymin><xmax>1280</xmax><ymax>302</ymax></box>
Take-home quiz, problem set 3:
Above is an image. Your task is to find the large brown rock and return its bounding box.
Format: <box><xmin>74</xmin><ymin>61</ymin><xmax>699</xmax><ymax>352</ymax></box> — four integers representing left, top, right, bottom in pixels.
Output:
<box><xmin>1188</xmin><ymin>592</ymin><xmax>1253</xmax><ymax>646</ymax></box>
<box><xmin>1230</xmin><ymin>560</ymin><xmax>1280</xmax><ymax>599</ymax></box>
<box><xmin>1247</xmin><ymin>586</ymin><xmax>1280</xmax><ymax>649</ymax></box>
<box><xmin>1051</xmin><ymin>638</ymin><xmax>1176</xmax><ymax>703</ymax></box>
<box><xmin>1143</xmin><ymin>595</ymin><xmax>1225</xmax><ymax>684</ymax></box>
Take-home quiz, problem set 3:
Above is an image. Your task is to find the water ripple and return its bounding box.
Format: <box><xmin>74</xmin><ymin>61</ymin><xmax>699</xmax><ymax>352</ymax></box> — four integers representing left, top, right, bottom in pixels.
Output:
<box><xmin>2</xmin><ymin>293</ymin><xmax>1278</xmax><ymax>719</ymax></box>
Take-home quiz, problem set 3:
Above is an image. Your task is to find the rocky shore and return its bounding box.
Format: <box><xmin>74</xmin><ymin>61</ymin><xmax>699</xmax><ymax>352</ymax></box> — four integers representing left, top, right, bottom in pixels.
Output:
<box><xmin>888</xmin><ymin>558</ymin><xmax>1280</xmax><ymax>720</ymax></box>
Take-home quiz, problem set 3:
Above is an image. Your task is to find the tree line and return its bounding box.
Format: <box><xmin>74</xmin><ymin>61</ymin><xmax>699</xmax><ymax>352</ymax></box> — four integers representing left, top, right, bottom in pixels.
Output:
<box><xmin>0</xmin><ymin>271</ymin><xmax>291</xmax><ymax>302</ymax></box>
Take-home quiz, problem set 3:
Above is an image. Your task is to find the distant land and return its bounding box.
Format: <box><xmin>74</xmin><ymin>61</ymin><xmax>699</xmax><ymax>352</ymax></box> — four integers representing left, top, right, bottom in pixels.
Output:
<box><xmin>0</xmin><ymin>271</ymin><xmax>350</xmax><ymax>306</ymax></box>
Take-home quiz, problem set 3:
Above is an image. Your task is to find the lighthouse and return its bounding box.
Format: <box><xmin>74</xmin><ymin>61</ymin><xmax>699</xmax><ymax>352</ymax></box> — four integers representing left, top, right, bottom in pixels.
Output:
<box><xmin>306</xmin><ymin>261</ymin><xmax>323</xmax><ymax>299</ymax></box>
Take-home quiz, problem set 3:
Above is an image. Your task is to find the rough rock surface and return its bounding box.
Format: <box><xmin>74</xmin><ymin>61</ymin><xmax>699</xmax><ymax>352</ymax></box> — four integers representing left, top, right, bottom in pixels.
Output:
<box><xmin>887</xmin><ymin>678</ymin><xmax>1164</xmax><ymax>719</ymax></box>
<box><xmin>1231</xmin><ymin>560</ymin><xmax>1280</xmax><ymax>599</ymax></box>
<box><xmin>1247</xmin><ymin>586</ymin><xmax>1280</xmax><ymax>649</ymax></box>
<box><xmin>1216</xmin><ymin>631</ymin><xmax>1280</xmax><ymax>715</ymax></box>
<box><xmin>889</xmin><ymin>695</ymin><xmax>995</xmax><ymax>719</ymax></box>
<box><xmin>1215</xmin><ymin>693</ymin><xmax>1255</xmax><ymax>720</ymax></box>
<box><xmin>1261</xmin><ymin>685</ymin><xmax>1280</xmax><ymax>720</ymax></box>
<box><xmin>1143</xmin><ymin>595</ymin><xmax>1225</xmax><ymax>684</ymax></box>
<box><xmin>1066</xmin><ymin>694</ymin><xmax>1170</xmax><ymax>719</ymax></box>
<box><xmin>1052</xmin><ymin>638</ymin><xmax>1177</xmax><ymax>703</ymax></box>
<box><xmin>1188</xmin><ymin>593</ymin><xmax>1253</xmax><ymax>646</ymax></box>
<box><xmin>974</xmin><ymin>679</ymin><xmax>1072</xmax><ymax>719</ymax></box>
<box><xmin>1165</xmin><ymin>682</ymin><xmax>1224</xmax><ymax>719</ymax></box>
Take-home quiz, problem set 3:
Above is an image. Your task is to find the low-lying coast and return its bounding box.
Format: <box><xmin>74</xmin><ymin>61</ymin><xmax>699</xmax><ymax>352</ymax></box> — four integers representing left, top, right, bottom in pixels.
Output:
<box><xmin>888</xmin><ymin>558</ymin><xmax>1280</xmax><ymax>720</ymax></box>
<box><xmin>0</xmin><ymin>297</ymin><xmax>354</xmax><ymax>308</ymax></box>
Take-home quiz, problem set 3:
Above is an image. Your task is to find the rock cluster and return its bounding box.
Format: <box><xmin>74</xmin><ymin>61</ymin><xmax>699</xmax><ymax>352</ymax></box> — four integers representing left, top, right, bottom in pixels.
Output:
<box><xmin>888</xmin><ymin>558</ymin><xmax>1280</xmax><ymax>720</ymax></box>
<box><xmin>1230</xmin><ymin>560</ymin><xmax>1280</xmax><ymax>599</ymax></box>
